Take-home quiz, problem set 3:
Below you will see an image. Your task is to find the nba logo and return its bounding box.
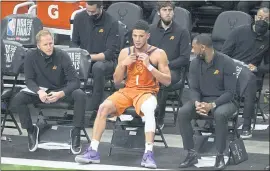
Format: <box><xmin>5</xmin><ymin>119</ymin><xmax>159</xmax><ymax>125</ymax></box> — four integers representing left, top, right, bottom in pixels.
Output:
<box><xmin>7</xmin><ymin>18</ymin><xmax>16</xmax><ymax>36</ymax></box>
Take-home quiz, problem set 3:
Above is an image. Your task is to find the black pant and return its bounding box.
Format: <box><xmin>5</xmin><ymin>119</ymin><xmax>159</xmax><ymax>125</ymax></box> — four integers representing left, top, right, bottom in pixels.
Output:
<box><xmin>242</xmin><ymin>73</ymin><xmax>257</xmax><ymax>130</ymax></box>
<box><xmin>13</xmin><ymin>89</ymin><xmax>86</xmax><ymax>129</ymax></box>
<box><xmin>157</xmin><ymin>69</ymin><xmax>182</xmax><ymax>124</ymax></box>
<box><xmin>178</xmin><ymin>100</ymin><xmax>237</xmax><ymax>153</ymax></box>
<box><xmin>90</xmin><ymin>61</ymin><xmax>115</xmax><ymax>111</ymax></box>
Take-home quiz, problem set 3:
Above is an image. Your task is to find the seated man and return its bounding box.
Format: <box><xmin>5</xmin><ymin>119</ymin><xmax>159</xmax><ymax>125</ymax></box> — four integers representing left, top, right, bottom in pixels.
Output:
<box><xmin>149</xmin><ymin>0</ymin><xmax>191</xmax><ymax>129</ymax></box>
<box><xmin>71</xmin><ymin>1</ymin><xmax>119</xmax><ymax>118</ymax></box>
<box><xmin>75</xmin><ymin>20</ymin><xmax>171</xmax><ymax>169</ymax></box>
<box><xmin>222</xmin><ymin>7</ymin><xmax>269</xmax><ymax>138</ymax></box>
<box><xmin>13</xmin><ymin>30</ymin><xmax>87</xmax><ymax>154</ymax></box>
<box><xmin>178</xmin><ymin>34</ymin><xmax>237</xmax><ymax>170</ymax></box>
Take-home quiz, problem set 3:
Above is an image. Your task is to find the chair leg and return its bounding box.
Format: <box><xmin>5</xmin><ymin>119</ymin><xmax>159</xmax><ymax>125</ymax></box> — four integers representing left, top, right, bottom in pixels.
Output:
<box><xmin>1</xmin><ymin>112</ymin><xmax>8</xmax><ymax>135</ymax></box>
<box><xmin>82</xmin><ymin>127</ymin><xmax>91</xmax><ymax>143</ymax></box>
<box><xmin>156</xmin><ymin>124</ymin><xmax>168</xmax><ymax>148</ymax></box>
<box><xmin>9</xmin><ymin>112</ymin><xmax>22</xmax><ymax>135</ymax></box>
<box><xmin>108</xmin><ymin>119</ymin><xmax>119</xmax><ymax>156</ymax></box>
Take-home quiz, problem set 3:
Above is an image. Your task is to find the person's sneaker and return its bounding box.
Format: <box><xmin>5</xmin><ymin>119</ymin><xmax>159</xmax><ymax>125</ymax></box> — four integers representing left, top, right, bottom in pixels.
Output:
<box><xmin>70</xmin><ymin>128</ymin><xmax>81</xmax><ymax>154</ymax></box>
<box><xmin>141</xmin><ymin>151</ymin><xmax>157</xmax><ymax>169</ymax></box>
<box><xmin>240</xmin><ymin>130</ymin><xmax>252</xmax><ymax>139</ymax></box>
<box><xmin>28</xmin><ymin>124</ymin><xmax>39</xmax><ymax>152</ymax></box>
<box><xmin>75</xmin><ymin>147</ymin><xmax>100</xmax><ymax>164</ymax></box>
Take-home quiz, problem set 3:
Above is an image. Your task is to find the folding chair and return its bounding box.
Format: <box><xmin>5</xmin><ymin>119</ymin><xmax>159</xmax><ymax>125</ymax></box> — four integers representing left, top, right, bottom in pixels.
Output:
<box><xmin>34</xmin><ymin>47</ymin><xmax>91</xmax><ymax>154</ymax></box>
<box><xmin>211</xmin><ymin>11</ymin><xmax>252</xmax><ymax>51</ymax></box>
<box><xmin>1</xmin><ymin>14</ymin><xmax>43</xmax><ymax>48</ymax></box>
<box><xmin>1</xmin><ymin>40</ymin><xmax>26</xmax><ymax>135</ymax></box>
<box><xmin>108</xmin><ymin>90</ymin><xmax>168</xmax><ymax>156</ymax></box>
<box><xmin>106</xmin><ymin>2</ymin><xmax>143</xmax><ymax>30</ymax></box>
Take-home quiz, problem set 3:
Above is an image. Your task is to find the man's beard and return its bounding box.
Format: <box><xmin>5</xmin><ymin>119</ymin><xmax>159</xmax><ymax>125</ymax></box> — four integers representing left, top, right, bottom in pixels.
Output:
<box><xmin>161</xmin><ymin>18</ymin><xmax>172</xmax><ymax>26</ymax></box>
<box><xmin>134</xmin><ymin>41</ymin><xmax>147</xmax><ymax>51</ymax></box>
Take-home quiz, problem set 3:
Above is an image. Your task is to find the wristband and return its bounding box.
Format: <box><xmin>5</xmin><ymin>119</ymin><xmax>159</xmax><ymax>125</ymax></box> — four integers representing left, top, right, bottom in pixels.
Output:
<box><xmin>147</xmin><ymin>64</ymin><xmax>154</xmax><ymax>72</ymax></box>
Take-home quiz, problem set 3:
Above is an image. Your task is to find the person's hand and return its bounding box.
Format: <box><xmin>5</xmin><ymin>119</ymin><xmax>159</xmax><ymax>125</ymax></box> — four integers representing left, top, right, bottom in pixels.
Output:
<box><xmin>248</xmin><ymin>64</ymin><xmax>257</xmax><ymax>72</ymax></box>
<box><xmin>46</xmin><ymin>91</ymin><xmax>65</xmax><ymax>103</ymax></box>
<box><xmin>137</xmin><ymin>53</ymin><xmax>150</xmax><ymax>67</ymax></box>
<box><xmin>122</xmin><ymin>53</ymin><xmax>137</xmax><ymax>66</ymax></box>
<box><xmin>37</xmin><ymin>90</ymin><xmax>48</xmax><ymax>103</ymax></box>
<box><xmin>197</xmin><ymin>102</ymin><xmax>213</xmax><ymax>115</ymax></box>
<box><xmin>195</xmin><ymin>101</ymin><xmax>206</xmax><ymax>115</ymax></box>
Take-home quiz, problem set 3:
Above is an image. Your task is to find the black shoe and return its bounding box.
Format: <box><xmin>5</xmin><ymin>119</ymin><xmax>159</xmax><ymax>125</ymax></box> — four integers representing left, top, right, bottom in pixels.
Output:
<box><xmin>70</xmin><ymin>128</ymin><xmax>81</xmax><ymax>154</ymax></box>
<box><xmin>214</xmin><ymin>154</ymin><xmax>226</xmax><ymax>170</ymax></box>
<box><xmin>240</xmin><ymin>130</ymin><xmax>252</xmax><ymax>139</ymax></box>
<box><xmin>28</xmin><ymin>125</ymin><xmax>39</xmax><ymax>152</ymax></box>
<box><xmin>179</xmin><ymin>152</ymin><xmax>198</xmax><ymax>168</ymax></box>
<box><xmin>265</xmin><ymin>165</ymin><xmax>270</xmax><ymax>170</ymax></box>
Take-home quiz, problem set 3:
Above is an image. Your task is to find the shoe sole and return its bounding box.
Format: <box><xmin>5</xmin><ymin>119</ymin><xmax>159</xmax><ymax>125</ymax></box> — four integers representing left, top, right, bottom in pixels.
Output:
<box><xmin>75</xmin><ymin>157</ymin><xmax>100</xmax><ymax>164</ymax></box>
<box><xmin>240</xmin><ymin>134</ymin><xmax>252</xmax><ymax>139</ymax></box>
<box><xmin>141</xmin><ymin>162</ymin><xmax>157</xmax><ymax>169</ymax></box>
<box><xmin>70</xmin><ymin>129</ymin><xmax>82</xmax><ymax>155</ymax></box>
<box><xmin>29</xmin><ymin>124</ymin><xmax>39</xmax><ymax>152</ymax></box>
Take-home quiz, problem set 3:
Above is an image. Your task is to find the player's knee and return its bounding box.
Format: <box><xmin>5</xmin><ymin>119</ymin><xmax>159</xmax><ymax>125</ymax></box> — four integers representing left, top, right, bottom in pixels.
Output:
<box><xmin>97</xmin><ymin>100</ymin><xmax>114</xmax><ymax>118</ymax></box>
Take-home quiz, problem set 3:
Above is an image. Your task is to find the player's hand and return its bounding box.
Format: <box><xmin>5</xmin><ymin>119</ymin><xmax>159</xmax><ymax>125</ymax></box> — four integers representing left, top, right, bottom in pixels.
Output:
<box><xmin>122</xmin><ymin>53</ymin><xmax>137</xmax><ymax>66</ymax></box>
<box><xmin>248</xmin><ymin>64</ymin><xmax>257</xmax><ymax>72</ymax></box>
<box><xmin>137</xmin><ymin>53</ymin><xmax>150</xmax><ymax>67</ymax></box>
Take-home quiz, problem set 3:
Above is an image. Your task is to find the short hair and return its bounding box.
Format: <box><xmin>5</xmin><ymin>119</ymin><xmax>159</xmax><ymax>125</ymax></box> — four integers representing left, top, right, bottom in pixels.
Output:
<box><xmin>132</xmin><ymin>20</ymin><xmax>149</xmax><ymax>32</ymax></box>
<box><xmin>86</xmin><ymin>0</ymin><xmax>103</xmax><ymax>8</ymax></box>
<box><xmin>156</xmin><ymin>1</ymin><xmax>175</xmax><ymax>11</ymax></box>
<box><xmin>36</xmin><ymin>30</ymin><xmax>53</xmax><ymax>43</ymax></box>
<box><xmin>193</xmin><ymin>34</ymin><xmax>213</xmax><ymax>48</ymax></box>
<box><xmin>257</xmin><ymin>7</ymin><xmax>269</xmax><ymax>14</ymax></box>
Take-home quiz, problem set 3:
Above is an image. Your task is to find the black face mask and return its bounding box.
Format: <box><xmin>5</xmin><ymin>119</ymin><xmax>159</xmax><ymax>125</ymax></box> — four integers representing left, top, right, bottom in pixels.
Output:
<box><xmin>196</xmin><ymin>49</ymin><xmax>206</xmax><ymax>60</ymax></box>
<box><xmin>89</xmin><ymin>13</ymin><xmax>100</xmax><ymax>21</ymax></box>
<box><xmin>254</xmin><ymin>20</ymin><xmax>269</xmax><ymax>36</ymax></box>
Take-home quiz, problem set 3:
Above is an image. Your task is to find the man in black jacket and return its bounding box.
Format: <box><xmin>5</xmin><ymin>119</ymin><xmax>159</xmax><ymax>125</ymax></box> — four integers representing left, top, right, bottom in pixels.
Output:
<box><xmin>71</xmin><ymin>1</ymin><xmax>119</xmax><ymax>118</ymax></box>
<box><xmin>178</xmin><ymin>34</ymin><xmax>237</xmax><ymax>170</ymax></box>
<box><xmin>222</xmin><ymin>7</ymin><xmax>269</xmax><ymax>139</ymax></box>
<box><xmin>149</xmin><ymin>1</ymin><xmax>191</xmax><ymax>129</ymax></box>
<box><xmin>13</xmin><ymin>30</ymin><xmax>87</xmax><ymax>154</ymax></box>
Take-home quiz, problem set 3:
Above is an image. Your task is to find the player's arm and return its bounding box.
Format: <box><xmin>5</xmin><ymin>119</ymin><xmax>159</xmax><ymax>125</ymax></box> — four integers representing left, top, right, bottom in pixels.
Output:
<box><xmin>149</xmin><ymin>50</ymin><xmax>171</xmax><ymax>86</ymax></box>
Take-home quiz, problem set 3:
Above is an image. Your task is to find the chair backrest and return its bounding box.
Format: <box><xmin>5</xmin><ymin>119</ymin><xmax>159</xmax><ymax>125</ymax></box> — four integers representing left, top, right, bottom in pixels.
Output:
<box><xmin>106</xmin><ymin>2</ymin><xmax>143</xmax><ymax>30</ymax></box>
<box><xmin>152</xmin><ymin>7</ymin><xmax>192</xmax><ymax>32</ymax></box>
<box><xmin>212</xmin><ymin>11</ymin><xmax>252</xmax><ymax>51</ymax></box>
<box><xmin>118</xmin><ymin>21</ymin><xmax>129</xmax><ymax>50</ymax></box>
<box><xmin>2</xmin><ymin>40</ymin><xmax>26</xmax><ymax>76</ymax></box>
<box><xmin>1</xmin><ymin>14</ymin><xmax>43</xmax><ymax>48</ymax></box>
<box><xmin>62</xmin><ymin>48</ymin><xmax>91</xmax><ymax>81</ymax></box>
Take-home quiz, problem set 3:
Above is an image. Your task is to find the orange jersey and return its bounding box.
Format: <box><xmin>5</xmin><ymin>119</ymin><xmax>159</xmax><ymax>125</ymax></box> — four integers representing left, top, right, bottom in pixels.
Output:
<box><xmin>125</xmin><ymin>46</ymin><xmax>159</xmax><ymax>93</ymax></box>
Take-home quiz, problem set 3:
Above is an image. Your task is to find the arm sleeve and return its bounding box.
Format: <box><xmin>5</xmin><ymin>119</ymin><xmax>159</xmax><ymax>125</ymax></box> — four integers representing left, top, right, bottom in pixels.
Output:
<box><xmin>70</xmin><ymin>14</ymin><xmax>81</xmax><ymax>48</ymax></box>
<box><xmin>168</xmin><ymin>29</ymin><xmax>191</xmax><ymax>69</ymax></box>
<box><xmin>257</xmin><ymin>48</ymin><xmax>270</xmax><ymax>74</ymax></box>
<box><xmin>104</xmin><ymin>21</ymin><xmax>120</xmax><ymax>61</ymax></box>
<box><xmin>188</xmin><ymin>60</ymin><xmax>201</xmax><ymax>101</ymax></box>
<box><xmin>62</xmin><ymin>52</ymin><xmax>80</xmax><ymax>95</ymax></box>
<box><xmin>214</xmin><ymin>58</ymin><xmax>237</xmax><ymax>106</ymax></box>
<box><xmin>24</xmin><ymin>51</ymin><xmax>40</xmax><ymax>93</ymax></box>
<box><xmin>222</xmin><ymin>29</ymin><xmax>238</xmax><ymax>58</ymax></box>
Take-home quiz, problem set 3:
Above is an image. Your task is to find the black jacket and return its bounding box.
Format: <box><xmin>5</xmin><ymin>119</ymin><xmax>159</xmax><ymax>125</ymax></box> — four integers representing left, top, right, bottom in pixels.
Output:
<box><xmin>149</xmin><ymin>20</ymin><xmax>191</xmax><ymax>70</ymax></box>
<box><xmin>71</xmin><ymin>10</ymin><xmax>119</xmax><ymax>61</ymax></box>
<box><xmin>189</xmin><ymin>51</ymin><xmax>237</xmax><ymax>107</ymax></box>
<box><xmin>24</xmin><ymin>48</ymin><xmax>80</xmax><ymax>95</ymax></box>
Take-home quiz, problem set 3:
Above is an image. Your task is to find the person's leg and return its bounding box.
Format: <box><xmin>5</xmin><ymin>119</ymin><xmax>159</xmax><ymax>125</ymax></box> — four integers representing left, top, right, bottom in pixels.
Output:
<box><xmin>157</xmin><ymin>69</ymin><xmax>181</xmax><ymax>128</ymax></box>
<box><xmin>213</xmin><ymin>102</ymin><xmax>237</xmax><ymax>169</ymax></box>
<box><xmin>90</xmin><ymin>61</ymin><xmax>115</xmax><ymax>112</ymax></box>
<box><xmin>135</xmin><ymin>94</ymin><xmax>157</xmax><ymax>169</ymax></box>
<box><xmin>75</xmin><ymin>90</ymin><xmax>132</xmax><ymax>164</ymax></box>
<box><xmin>237</xmin><ymin>1</ymin><xmax>261</xmax><ymax>13</ymax></box>
<box><xmin>13</xmin><ymin>91</ymin><xmax>41</xmax><ymax>152</ymax></box>
<box><xmin>178</xmin><ymin>101</ymin><xmax>199</xmax><ymax>168</ymax></box>
<box><xmin>241</xmin><ymin>73</ymin><xmax>257</xmax><ymax>139</ymax></box>
<box><xmin>61</xmin><ymin>89</ymin><xmax>87</xmax><ymax>154</ymax></box>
